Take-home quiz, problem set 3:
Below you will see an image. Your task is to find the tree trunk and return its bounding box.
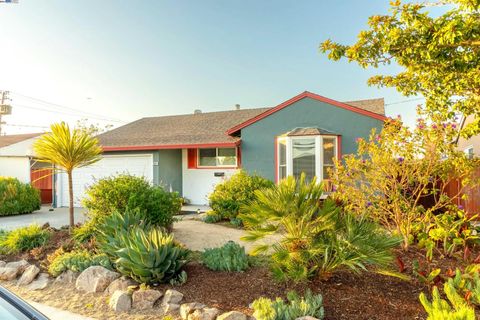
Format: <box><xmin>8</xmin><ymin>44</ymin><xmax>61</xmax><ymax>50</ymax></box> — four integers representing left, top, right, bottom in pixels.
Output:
<box><xmin>68</xmin><ymin>170</ymin><xmax>74</xmax><ymax>229</ymax></box>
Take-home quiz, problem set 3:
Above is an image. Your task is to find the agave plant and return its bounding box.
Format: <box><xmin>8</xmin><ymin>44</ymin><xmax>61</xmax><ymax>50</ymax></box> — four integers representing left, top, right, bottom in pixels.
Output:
<box><xmin>240</xmin><ymin>174</ymin><xmax>402</xmax><ymax>282</ymax></box>
<box><xmin>114</xmin><ymin>227</ymin><xmax>189</xmax><ymax>284</ymax></box>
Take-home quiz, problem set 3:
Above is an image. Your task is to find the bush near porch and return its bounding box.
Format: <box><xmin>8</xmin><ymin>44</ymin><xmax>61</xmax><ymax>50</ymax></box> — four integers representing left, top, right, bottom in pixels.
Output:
<box><xmin>82</xmin><ymin>174</ymin><xmax>182</xmax><ymax>229</ymax></box>
<box><xmin>208</xmin><ymin>170</ymin><xmax>273</xmax><ymax>224</ymax></box>
<box><xmin>0</xmin><ymin>177</ymin><xmax>41</xmax><ymax>216</ymax></box>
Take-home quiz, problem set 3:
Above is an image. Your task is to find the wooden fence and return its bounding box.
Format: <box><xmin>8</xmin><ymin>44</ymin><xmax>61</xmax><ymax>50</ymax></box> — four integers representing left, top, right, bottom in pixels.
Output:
<box><xmin>445</xmin><ymin>166</ymin><xmax>480</xmax><ymax>216</ymax></box>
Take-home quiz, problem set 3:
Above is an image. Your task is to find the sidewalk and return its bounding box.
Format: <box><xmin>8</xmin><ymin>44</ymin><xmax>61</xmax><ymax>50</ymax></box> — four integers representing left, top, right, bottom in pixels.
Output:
<box><xmin>28</xmin><ymin>300</ymin><xmax>95</xmax><ymax>320</ymax></box>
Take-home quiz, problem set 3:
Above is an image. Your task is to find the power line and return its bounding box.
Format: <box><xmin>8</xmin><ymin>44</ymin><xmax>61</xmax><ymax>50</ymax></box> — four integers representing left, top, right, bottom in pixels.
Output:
<box><xmin>385</xmin><ymin>97</ymin><xmax>425</xmax><ymax>106</ymax></box>
<box><xmin>11</xmin><ymin>103</ymin><xmax>126</xmax><ymax>123</ymax></box>
<box><xmin>11</xmin><ymin>92</ymin><xmax>126</xmax><ymax>123</ymax></box>
<box><xmin>4</xmin><ymin>123</ymin><xmax>49</xmax><ymax>129</ymax></box>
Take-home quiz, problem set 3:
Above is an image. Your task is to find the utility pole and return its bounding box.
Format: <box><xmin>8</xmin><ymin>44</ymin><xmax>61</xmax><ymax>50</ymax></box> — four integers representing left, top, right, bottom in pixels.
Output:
<box><xmin>0</xmin><ymin>91</ymin><xmax>12</xmax><ymax>136</ymax></box>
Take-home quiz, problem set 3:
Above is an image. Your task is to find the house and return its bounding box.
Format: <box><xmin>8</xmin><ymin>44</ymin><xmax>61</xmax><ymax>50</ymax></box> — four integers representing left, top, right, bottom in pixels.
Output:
<box><xmin>456</xmin><ymin>115</ymin><xmax>479</xmax><ymax>158</ymax></box>
<box><xmin>0</xmin><ymin>133</ymin><xmax>54</xmax><ymax>204</ymax></box>
<box><xmin>55</xmin><ymin>91</ymin><xmax>386</xmax><ymax>206</ymax></box>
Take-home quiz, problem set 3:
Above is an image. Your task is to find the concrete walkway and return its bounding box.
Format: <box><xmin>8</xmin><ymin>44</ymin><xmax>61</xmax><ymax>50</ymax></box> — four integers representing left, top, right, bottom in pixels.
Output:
<box><xmin>28</xmin><ymin>300</ymin><xmax>95</xmax><ymax>320</ymax></box>
<box><xmin>0</xmin><ymin>206</ymin><xmax>87</xmax><ymax>230</ymax></box>
<box><xmin>173</xmin><ymin>216</ymin><xmax>256</xmax><ymax>252</ymax></box>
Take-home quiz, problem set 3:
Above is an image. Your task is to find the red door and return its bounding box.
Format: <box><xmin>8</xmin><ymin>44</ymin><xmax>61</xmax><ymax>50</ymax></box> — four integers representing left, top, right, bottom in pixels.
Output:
<box><xmin>31</xmin><ymin>168</ymin><xmax>53</xmax><ymax>204</ymax></box>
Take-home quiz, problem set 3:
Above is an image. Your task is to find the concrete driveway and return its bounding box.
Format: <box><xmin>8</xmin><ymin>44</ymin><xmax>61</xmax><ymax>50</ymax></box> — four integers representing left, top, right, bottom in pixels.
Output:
<box><xmin>0</xmin><ymin>206</ymin><xmax>87</xmax><ymax>230</ymax></box>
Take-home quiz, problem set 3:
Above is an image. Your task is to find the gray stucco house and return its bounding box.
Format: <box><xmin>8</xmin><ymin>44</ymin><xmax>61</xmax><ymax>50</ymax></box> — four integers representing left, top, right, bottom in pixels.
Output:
<box><xmin>55</xmin><ymin>91</ymin><xmax>386</xmax><ymax>206</ymax></box>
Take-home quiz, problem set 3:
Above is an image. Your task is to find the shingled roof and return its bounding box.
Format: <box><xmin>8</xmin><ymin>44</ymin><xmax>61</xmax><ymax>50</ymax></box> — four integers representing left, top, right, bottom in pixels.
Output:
<box><xmin>0</xmin><ymin>133</ymin><xmax>43</xmax><ymax>148</ymax></box>
<box><xmin>99</xmin><ymin>94</ymin><xmax>385</xmax><ymax>150</ymax></box>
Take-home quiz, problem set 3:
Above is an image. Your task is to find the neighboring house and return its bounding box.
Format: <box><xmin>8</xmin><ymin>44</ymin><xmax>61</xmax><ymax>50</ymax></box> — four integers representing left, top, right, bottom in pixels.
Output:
<box><xmin>0</xmin><ymin>133</ymin><xmax>54</xmax><ymax>204</ymax></box>
<box><xmin>58</xmin><ymin>91</ymin><xmax>386</xmax><ymax>206</ymax></box>
<box><xmin>456</xmin><ymin>115</ymin><xmax>479</xmax><ymax>158</ymax></box>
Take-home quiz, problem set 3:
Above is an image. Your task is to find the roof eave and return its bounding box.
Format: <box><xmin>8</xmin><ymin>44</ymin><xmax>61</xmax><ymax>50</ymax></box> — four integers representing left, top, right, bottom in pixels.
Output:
<box><xmin>102</xmin><ymin>141</ymin><xmax>241</xmax><ymax>152</ymax></box>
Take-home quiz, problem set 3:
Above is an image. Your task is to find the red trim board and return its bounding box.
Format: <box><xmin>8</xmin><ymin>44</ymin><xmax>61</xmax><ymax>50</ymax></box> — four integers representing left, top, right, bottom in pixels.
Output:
<box><xmin>103</xmin><ymin>141</ymin><xmax>240</xmax><ymax>152</ymax></box>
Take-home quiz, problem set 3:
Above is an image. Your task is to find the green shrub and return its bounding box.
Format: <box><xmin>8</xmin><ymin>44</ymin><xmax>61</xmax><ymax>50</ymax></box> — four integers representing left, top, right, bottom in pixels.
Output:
<box><xmin>240</xmin><ymin>174</ymin><xmax>402</xmax><ymax>282</ymax></box>
<box><xmin>96</xmin><ymin>209</ymin><xmax>189</xmax><ymax>284</ymax></box>
<box><xmin>113</xmin><ymin>228</ymin><xmax>189</xmax><ymax>284</ymax></box>
<box><xmin>72</xmin><ymin>220</ymin><xmax>97</xmax><ymax>244</ymax></box>
<box><xmin>48</xmin><ymin>250</ymin><xmax>111</xmax><ymax>276</ymax></box>
<box><xmin>82</xmin><ymin>174</ymin><xmax>181</xmax><ymax>229</ymax></box>
<box><xmin>201</xmin><ymin>241</ymin><xmax>249</xmax><ymax>272</ymax></box>
<box><xmin>0</xmin><ymin>177</ymin><xmax>41</xmax><ymax>216</ymax></box>
<box><xmin>252</xmin><ymin>290</ymin><xmax>325</xmax><ymax>320</ymax></box>
<box><xmin>419</xmin><ymin>283</ymin><xmax>475</xmax><ymax>320</ymax></box>
<box><xmin>203</xmin><ymin>211</ymin><xmax>222</xmax><ymax>224</ymax></box>
<box><xmin>209</xmin><ymin>170</ymin><xmax>273</xmax><ymax>220</ymax></box>
<box><xmin>446</xmin><ymin>265</ymin><xmax>480</xmax><ymax>307</ymax></box>
<box><xmin>0</xmin><ymin>224</ymin><xmax>50</xmax><ymax>253</ymax></box>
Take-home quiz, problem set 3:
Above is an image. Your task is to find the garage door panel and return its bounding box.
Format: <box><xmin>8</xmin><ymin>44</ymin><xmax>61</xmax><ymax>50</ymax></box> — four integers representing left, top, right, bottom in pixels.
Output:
<box><xmin>58</xmin><ymin>154</ymin><xmax>153</xmax><ymax>207</ymax></box>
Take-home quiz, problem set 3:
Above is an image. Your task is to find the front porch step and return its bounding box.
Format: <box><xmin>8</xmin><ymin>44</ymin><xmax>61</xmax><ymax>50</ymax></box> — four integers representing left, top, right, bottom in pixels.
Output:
<box><xmin>180</xmin><ymin>205</ymin><xmax>210</xmax><ymax>215</ymax></box>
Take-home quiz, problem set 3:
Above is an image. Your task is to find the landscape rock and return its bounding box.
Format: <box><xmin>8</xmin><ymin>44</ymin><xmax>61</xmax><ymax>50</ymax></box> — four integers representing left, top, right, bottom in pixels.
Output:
<box><xmin>163</xmin><ymin>289</ymin><xmax>184</xmax><ymax>304</ymax></box>
<box><xmin>188</xmin><ymin>307</ymin><xmax>220</xmax><ymax>320</ymax></box>
<box><xmin>5</xmin><ymin>260</ymin><xmax>30</xmax><ymax>273</ymax></box>
<box><xmin>295</xmin><ymin>317</ymin><xmax>320</xmax><ymax>320</ymax></box>
<box><xmin>0</xmin><ymin>261</ymin><xmax>6</xmax><ymax>268</ymax></box>
<box><xmin>132</xmin><ymin>288</ymin><xmax>162</xmax><ymax>310</ymax></box>
<box><xmin>0</xmin><ymin>260</ymin><xmax>30</xmax><ymax>280</ymax></box>
<box><xmin>180</xmin><ymin>302</ymin><xmax>206</xmax><ymax>319</ymax></box>
<box><xmin>106</xmin><ymin>277</ymin><xmax>137</xmax><ymax>295</ymax></box>
<box><xmin>0</xmin><ymin>268</ymin><xmax>21</xmax><ymax>281</ymax></box>
<box><xmin>75</xmin><ymin>266</ymin><xmax>120</xmax><ymax>293</ymax></box>
<box><xmin>161</xmin><ymin>302</ymin><xmax>180</xmax><ymax>315</ymax></box>
<box><xmin>109</xmin><ymin>290</ymin><xmax>132</xmax><ymax>312</ymax></box>
<box><xmin>217</xmin><ymin>311</ymin><xmax>248</xmax><ymax>320</ymax></box>
<box><xmin>17</xmin><ymin>265</ymin><xmax>40</xmax><ymax>286</ymax></box>
<box><xmin>54</xmin><ymin>270</ymin><xmax>78</xmax><ymax>284</ymax></box>
<box><xmin>27</xmin><ymin>273</ymin><xmax>49</xmax><ymax>290</ymax></box>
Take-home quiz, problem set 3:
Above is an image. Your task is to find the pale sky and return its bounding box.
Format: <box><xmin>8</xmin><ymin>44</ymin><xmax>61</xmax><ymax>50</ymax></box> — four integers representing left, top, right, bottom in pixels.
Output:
<box><xmin>0</xmin><ymin>0</ymin><xmax>421</xmax><ymax>135</ymax></box>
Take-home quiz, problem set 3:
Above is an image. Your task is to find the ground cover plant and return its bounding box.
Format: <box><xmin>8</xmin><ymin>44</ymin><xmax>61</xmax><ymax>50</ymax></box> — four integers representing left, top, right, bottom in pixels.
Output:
<box><xmin>252</xmin><ymin>290</ymin><xmax>324</xmax><ymax>320</ymax></box>
<box><xmin>240</xmin><ymin>174</ymin><xmax>402</xmax><ymax>282</ymax></box>
<box><xmin>420</xmin><ymin>282</ymin><xmax>475</xmax><ymax>320</ymax></box>
<box><xmin>47</xmin><ymin>249</ymin><xmax>111</xmax><ymax>276</ymax></box>
<box><xmin>0</xmin><ymin>224</ymin><xmax>50</xmax><ymax>254</ymax></box>
<box><xmin>201</xmin><ymin>241</ymin><xmax>249</xmax><ymax>272</ymax></box>
<box><xmin>208</xmin><ymin>170</ymin><xmax>273</xmax><ymax>223</ymax></box>
<box><xmin>0</xmin><ymin>177</ymin><xmax>40</xmax><ymax>216</ymax></box>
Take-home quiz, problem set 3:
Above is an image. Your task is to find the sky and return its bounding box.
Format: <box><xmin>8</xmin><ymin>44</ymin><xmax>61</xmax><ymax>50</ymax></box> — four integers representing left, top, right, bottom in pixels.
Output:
<box><xmin>0</xmin><ymin>0</ymin><xmax>422</xmax><ymax>135</ymax></box>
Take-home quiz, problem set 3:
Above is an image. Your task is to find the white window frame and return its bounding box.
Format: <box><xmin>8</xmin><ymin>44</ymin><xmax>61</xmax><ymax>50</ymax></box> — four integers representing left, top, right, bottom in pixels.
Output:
<box><xmin>197</xmin><ymin>147</ymin><xmax>238</xmax><ymax>168</ymax></box>
<box><xmin>464</xmin><ymin>145</ymin><xmax>474</xmax><ymax>159</ymax></box>
<box><xmin>277</xmin><ymin>135</ymin><xmax>338</xmax><ymax>181</ymax></box>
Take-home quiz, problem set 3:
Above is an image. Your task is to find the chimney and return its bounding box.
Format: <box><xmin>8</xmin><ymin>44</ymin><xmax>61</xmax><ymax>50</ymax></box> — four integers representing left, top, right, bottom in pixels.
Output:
<box><xmin>235</xmin><ymin>104</ymin><xmax>240</xmax><ymax>110</ymax></box>
<box><xmin>194</xmin><ymin>109</ymin><xmax>202</xmax><ymax>114</ymax></box>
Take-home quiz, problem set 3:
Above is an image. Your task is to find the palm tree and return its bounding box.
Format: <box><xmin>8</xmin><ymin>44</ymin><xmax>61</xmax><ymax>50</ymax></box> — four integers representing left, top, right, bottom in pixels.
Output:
<box><xmin>34</xmin><ymin>122</ymin><xmax>102</xmax><ymax>228</ymax></box>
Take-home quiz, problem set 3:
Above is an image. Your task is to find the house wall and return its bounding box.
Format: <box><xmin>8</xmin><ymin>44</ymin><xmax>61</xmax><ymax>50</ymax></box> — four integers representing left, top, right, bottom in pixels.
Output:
<box><xmin>0</xmin><ymin>157</ymin><xmax>31</xmax><ymax>183</ymax></box>
<box><xmin>181</xmin><ymin>149</ymin><xmax>238</xmax><ymax>205</ymax></box>
<box><xmin>240</xmin><ymin>96</ymin><xmax>384</xmax><ymax>181</ymax></box>
<box><xmin>457</xmin><ymin>115</ymin><xmax>480</xmax><ymax>157</ymax></box>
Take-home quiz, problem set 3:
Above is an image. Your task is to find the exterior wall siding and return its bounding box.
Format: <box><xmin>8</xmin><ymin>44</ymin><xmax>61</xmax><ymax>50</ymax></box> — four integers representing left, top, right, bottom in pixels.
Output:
<box><xmin>240</xmin><ymin>97</ymin><xmax>384</xmax><ymax>180</ymax></box>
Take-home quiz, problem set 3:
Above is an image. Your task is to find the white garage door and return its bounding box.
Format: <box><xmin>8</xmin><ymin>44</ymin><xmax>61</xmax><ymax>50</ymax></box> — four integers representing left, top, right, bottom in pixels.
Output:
<box><xmin>57</xmin><ymin>154</ymin><xmax>154</xmax><ymax>207</ymax></box>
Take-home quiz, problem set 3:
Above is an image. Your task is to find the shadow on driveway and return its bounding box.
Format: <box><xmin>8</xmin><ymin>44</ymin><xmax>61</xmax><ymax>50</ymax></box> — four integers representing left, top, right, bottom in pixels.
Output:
<box><xmin>0</xmin><ymin>206</ymin><xmax>87</xmax><ymax>230</ymax></box>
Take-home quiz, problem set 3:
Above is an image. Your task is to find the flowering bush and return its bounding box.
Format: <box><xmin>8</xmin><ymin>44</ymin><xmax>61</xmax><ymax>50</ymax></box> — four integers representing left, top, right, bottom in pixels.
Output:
<box><xmin>333</xmin><ymin>111</ymin><xmax>478</xmax><ymax>249</ymax></box>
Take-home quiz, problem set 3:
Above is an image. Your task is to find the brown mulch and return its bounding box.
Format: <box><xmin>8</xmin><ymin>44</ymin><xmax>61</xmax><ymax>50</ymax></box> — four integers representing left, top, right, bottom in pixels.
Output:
<box><xmin>157</xmin><ymin>262</ymin><xmax>426</xmax><ymax>320</ymax></box>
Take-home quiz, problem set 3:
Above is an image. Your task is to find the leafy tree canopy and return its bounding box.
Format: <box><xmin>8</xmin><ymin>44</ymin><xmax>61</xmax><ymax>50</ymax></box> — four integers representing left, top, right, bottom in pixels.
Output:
<box><xmin>320</xmin><ymin>0</ymin><xmax>480</xmax><ymax>137</ymax></box>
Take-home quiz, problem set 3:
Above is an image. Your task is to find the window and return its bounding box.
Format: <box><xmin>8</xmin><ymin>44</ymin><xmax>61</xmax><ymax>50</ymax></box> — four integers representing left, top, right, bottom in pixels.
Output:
<box><xmin>464</xmin><ymin>146</ymin><xmax>474</xmax><ymax>159</ymax></box>
<box><xmin>277</xmin><ymin>135</ymin><xmax>338</xmax><ymax>182</ymax></box>
<box><xmin>198</xmin><ymin>148</ymin><xmax>237</xmax><ymax>167</ymax></box>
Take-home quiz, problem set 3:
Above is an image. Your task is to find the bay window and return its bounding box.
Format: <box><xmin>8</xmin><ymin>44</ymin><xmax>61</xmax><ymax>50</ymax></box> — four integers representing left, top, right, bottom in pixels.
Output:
<box><xmin>277</xmin><ymin>135</ymin><xmax>338</xmax><ymax>182</ymax></box>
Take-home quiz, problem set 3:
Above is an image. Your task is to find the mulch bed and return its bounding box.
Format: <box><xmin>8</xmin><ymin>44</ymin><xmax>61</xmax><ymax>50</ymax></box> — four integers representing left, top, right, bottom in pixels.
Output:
<box><xmin>158</xmin><ymin>262</ymin><xmax>426</xmax><ymax>320</ymax></box>
<box><xmin>4</xmin><ymin>228</ymin><xmax>480</xmax><ymax>320</ymax></box>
